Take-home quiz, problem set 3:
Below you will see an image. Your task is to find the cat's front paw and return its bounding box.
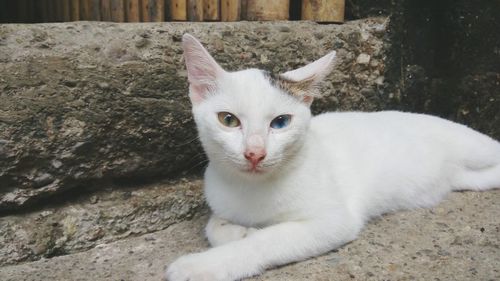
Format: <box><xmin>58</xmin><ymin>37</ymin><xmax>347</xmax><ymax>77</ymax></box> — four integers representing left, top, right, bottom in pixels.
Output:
<box><xmin>206</xmin><ymin>215</ymin><xmax>258</xmax><ymax>247</ymax></box>
<box><xmin>165</xmin><ymin>252</ymin><xmax>231</xmax><ymax>281</ymax></box>
<box><xmin>165</xmin><ymin>249</ymin><xmax>261</xmax><ymax>281</ymax></box>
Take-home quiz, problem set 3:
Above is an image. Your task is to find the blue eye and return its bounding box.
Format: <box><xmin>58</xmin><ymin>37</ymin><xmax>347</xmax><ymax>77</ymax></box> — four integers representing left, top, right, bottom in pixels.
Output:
<box><xmin>270</xmin><ymin>115</ymin><xmax>292</xmax><ymax>129</ymax></box>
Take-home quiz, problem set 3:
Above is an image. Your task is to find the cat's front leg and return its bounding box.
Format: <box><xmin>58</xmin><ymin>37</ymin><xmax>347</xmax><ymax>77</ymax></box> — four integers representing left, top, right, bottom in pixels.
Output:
<box><xmin>205</xmin><ymin>214</ymin><xmax>258</xmax><ymax>247</ymax></box>
<box><xmin>165</xmin><ymin>215</ymin><xmax>361</xmax><ymax>281</ymax></box>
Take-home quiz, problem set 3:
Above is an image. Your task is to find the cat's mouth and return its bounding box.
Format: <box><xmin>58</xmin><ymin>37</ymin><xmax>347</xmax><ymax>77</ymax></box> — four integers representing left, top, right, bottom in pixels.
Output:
<box><xmin>240</xmin><ymin>159</ymin><xmax>281</xmax><ymax>175</ymax></box>
<box><xmin>244</xmin><ymin>167</ymin><xmax>266</xmax><ymax>174</ymax></box>
<box><xmin>242</xmin><ymin>163</ymin><xmax>267</xmax><ymax>174</ymax></box>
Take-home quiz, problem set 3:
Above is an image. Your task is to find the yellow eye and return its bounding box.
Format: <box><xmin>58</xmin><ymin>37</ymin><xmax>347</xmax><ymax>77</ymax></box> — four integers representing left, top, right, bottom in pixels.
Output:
<box><xmin>217</xmin><ymin>112</ymin><xmax>241</xmax><ymax>128</ymax></box>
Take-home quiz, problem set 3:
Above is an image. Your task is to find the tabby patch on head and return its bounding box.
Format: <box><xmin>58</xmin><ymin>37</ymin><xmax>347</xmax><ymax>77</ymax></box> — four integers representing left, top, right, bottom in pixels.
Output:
<box><xmin>263</xmin><ymin>71</ymin><xmax>321</xmax><ymax>104</ymax></box>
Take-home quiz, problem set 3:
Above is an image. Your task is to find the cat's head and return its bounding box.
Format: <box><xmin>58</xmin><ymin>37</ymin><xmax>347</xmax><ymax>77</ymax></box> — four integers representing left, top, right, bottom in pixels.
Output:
<box><xmin>182</xmin><ymin>34</ymin><xmax>335</xmax><ymax>178</ymax></box>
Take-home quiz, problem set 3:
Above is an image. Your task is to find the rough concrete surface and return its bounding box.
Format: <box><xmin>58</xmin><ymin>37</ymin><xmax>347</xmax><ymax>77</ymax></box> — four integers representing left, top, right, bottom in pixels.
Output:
<box><xmin>1</xmin><ymin>190</ymin><xmax>498</xmax><ymax>281</ymax></box>
<box><xmin>0</xmin><ymin>178</ymin><xmax>204</xmax><ymax>266</ymax></box>
<box><xmin>0</xmin><ymin>18</ymin><xmax>389</xmax><ymax>212</ymax></box>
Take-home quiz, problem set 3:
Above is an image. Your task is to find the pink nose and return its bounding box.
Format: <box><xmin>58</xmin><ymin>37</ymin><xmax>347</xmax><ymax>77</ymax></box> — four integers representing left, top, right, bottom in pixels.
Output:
<box><xmin>244</xmin><ymin>149</ymin><xmax>266</xmax><ymax>166</ymax></box>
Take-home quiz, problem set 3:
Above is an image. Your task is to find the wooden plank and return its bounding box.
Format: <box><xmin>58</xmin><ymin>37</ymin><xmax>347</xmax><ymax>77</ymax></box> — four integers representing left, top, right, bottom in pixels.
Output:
<box><xmin>62</xmin><ymin>0</ymin><xmax>71</xmax><ymax>21</ymax></box>
<box><xmin>142</xmin><ymin>0</ymin><xmax>165</xmax><ymax>22</ymax></box>
<box><xmin>38</xmin><ymin>0</ymin><xmax>49</xmax><ymax>22</ymax></box>
<box><xmin>203</xmin><ymin>0</ymin><xmax>219</xmax><ymax>21</ymax></box>
<box><xmin>170</xmin><ymin>0</ymin><xmax>187</xmax><ymax>21</ymax></box>
<box><xmin>101</xmin><ymin>0</ymin><xmax>112</xmax><ymax>21</ymax></box>
<box><xmin>301</xmin><ymin>0</ymin><xmax>345</xmax><ymax>23</ymax></box>
<box><xmin>240</xmin><ymin>0</ymin><xmax>248</xmax><ymax>20</ymax></box>
<box><xmin>221</xmin><ymin>0</ymin><xmax>240</xmax><ymax>21</ymax></box>
<box><xmin>246</xmin><ymin>0</ymin><xmax>289</xmax><ymax>20</ymax></box>
<box><xmin>26</xmin><ymin>0</ymin><xmax>37</xmax><ymax>23</ymax></box>
<box><xmin>70</xmin><ymin>0</ymin><xmax>80</xmax><ymax>21</ymax></box>
<box><xmin>79</xmin><ymin>0</ymin><xmax>100</xmax><ymax>21</ymax></box>
<box><xmin>153</xmin><ymin>0</ymin><xmax>165</xmax><ymax>22</ymax></box>
<box><xmin>55</xmin><ymin>0</ymin><xmax>64</xmax><ymax>22</ymax></box>
<box><xmin>110</xmin><ymin>0</ymin><xmax>125</xmax><ymax>22</ymax></box>
<box><xmin>90</xmin><ymin>0</ymin><xmax>101</xmax><ymax>20</ymax></box>
<box><xmin>46</xmin><ymin>0</ymin><xmax>55</xmax><ymax>22</ymax></box>
<box><xmin>187</xmin><ymin>0</ymin><xmax>203</xmax><ymax>21</ymax></box>
<box><xmin>126</xmin><ymin>0</ymin><xmax>140</xmax><ymax>22</ymax></box>
<box><xmin>8</xmin><ymin>0</ymin><xmax>16</xmax><ymax>22</ymax></box>
<box><xmin>17</xmin><ymin>0</ymin><xmax>28</xmax><ymax>22</ymax></box>
<box><xmin>0</xmin><ymin>0</ymin><xmax>9</xmax><ymax>22</ymax></box>
<box><xmin>80</xmin><ymin>0</ymin><xmax>90</xmax><ymax>20</ymax></box>
<box><xmin>142</xmin><ymin>0</ymin><xmax>151</xmax><ymax>21</ymax></box>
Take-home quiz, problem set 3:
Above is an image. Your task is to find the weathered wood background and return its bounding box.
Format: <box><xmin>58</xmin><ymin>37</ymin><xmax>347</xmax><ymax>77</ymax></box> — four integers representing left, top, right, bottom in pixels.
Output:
<box><xmin>0</xmin><ymin>0</ymin><xmax>345</xmax><ymax>23</ymax></box>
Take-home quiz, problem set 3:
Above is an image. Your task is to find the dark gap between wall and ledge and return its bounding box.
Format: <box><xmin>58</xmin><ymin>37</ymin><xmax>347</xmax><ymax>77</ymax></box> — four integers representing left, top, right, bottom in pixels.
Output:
<box><xmin>346</xmin><ymin>0</ymin><xmax>500</xmax><ymax>139</ymax></box>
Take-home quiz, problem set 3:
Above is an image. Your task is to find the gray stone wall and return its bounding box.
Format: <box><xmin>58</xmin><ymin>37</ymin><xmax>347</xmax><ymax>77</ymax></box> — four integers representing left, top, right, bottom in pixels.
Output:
<box><xmin>0</xmin><ymin>18</ymin><xmax>393</xmax><ymax>265</ymax></box>
<box><xmin>0</xmin><ymin>18</ymin><xmax>391</xmax><ymax>213</ymax></box>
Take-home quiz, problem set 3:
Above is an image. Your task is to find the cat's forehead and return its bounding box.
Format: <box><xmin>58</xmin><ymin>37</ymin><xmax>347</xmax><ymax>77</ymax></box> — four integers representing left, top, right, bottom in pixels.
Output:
<box><xmin>223</xmin><ymin>69</ymin><xmax>274</xmax><ymax>92</ymax></box>
<box><xmin>217</xmin><ymin>69</ymin><xmax>297</xmax><ymax>112</ymax></box>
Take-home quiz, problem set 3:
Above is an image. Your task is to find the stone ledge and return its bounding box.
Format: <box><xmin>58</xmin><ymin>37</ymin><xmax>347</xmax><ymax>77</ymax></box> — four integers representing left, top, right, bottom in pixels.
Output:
<box><xmin>0</xmin><ymin>190</ymin><xmax>498</xmax><ymax>281</ymax></box>
<box><xmin>0</xmin><ymin>178</ymin><xmax>205</xmax><ymax>266</ymax></box>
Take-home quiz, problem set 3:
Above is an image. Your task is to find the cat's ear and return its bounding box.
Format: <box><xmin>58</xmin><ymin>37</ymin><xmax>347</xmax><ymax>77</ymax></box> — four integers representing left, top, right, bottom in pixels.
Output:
<box><xmin>279</xmin><ymin>51</ymin><xmax>336</xmax><ymax>105</ymax></box>
<box><xmin>182</xmin><ymin>33</ymin><xmax>226</xmax><ymax>104</ymax></box>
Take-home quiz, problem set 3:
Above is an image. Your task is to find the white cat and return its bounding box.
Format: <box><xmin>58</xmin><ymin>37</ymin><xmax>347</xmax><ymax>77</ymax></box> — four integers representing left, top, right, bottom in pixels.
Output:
<box><xmin>165</xmin><ymin>34</ymin><xmax>500</xmax><ymax>281</ymax></box>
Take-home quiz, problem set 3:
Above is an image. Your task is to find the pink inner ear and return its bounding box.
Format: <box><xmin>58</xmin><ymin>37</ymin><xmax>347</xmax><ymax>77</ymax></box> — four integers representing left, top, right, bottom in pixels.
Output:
<box><xmin>182</xmin><ymin>34</ymin><xmax>225</xmax><ymax>104</ymax></box>
<box><xmin>184</xmin><ymin>51</ymin><xmax>217</xmax><ymax>99</ymax></box>
<box><xmin>302</xmin><ymin>96</ymin><xmax>314</xmax><ymax>105</ymax></box>
<box><xmin>189</xmin><ymin>84</ymin><xmax>207</xmax><ymax>104</ymax></box>
<box><xmin>186</xmin><ymin>64</ymin><xmax>218</xmax><ymax>104</ymax></box>
<box><xmin>185</xmin><ymin>52</ymin><xmax>219</xmax><ymax>83</ymax></box>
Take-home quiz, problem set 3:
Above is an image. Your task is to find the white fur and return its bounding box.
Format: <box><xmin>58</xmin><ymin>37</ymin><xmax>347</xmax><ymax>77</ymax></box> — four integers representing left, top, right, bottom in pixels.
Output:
<box><xmin>165</xmin><ymin>34</ymin><xmax>500</xmax><ymax>281</ymax></box>
<box><xmin>281</xmin><ymin>50</ymin><xmax>336</xmax><ymax>83</ymax></box>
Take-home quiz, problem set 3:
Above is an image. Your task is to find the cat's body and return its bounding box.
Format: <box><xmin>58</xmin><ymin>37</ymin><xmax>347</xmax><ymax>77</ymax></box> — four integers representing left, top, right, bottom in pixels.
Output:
<box><xmin>206</xmin><ymin>111</ymin><xmax>499</xmax><ymax>229</ymax></box>
<box><xmin>165</xmin><ymin>34</ymin><xmax>500</xmax><ymax>281</ymax></box>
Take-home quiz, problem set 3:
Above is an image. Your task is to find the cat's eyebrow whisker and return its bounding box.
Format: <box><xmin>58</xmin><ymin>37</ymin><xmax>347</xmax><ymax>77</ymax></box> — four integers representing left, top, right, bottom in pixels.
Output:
<box><xmin>174</xmin><ymin>136</ymin><xmax>201</xmax><ymax>147</ymax></box>
<box><xmin>184</xmin><ymin>152</ymin><xmax>208</xmax><ymax>164</ymax></box>
<box><xmin>184</xmin><ymin>158</ymin><xmax>210</xmax><ymax>173</ymax></box>
<box><xmin>221</xmin><ymin>156</ymin><xmax>245</xmax><ymax>166</ymax></box>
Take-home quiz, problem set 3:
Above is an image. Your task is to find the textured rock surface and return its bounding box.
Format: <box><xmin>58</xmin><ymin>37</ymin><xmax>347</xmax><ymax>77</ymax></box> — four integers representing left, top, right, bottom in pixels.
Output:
<box><xmin>0</xmin><ymin>18</ymin><xmax>390</xmax><ymax>212</ymax></box>
<box><xmin>0</xmin><ymin>190</ymin><xmax>498</xmax><ymax>281</ymax></box>
<box><xmin>0</xmin><ymin>178</ymin><xmax>204</xmax><ymax>266</ymax></box>
<box><xmin>347</xmin><ymin>0</ymin><xmax>500</xmax><ymax>139</ymax></box>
